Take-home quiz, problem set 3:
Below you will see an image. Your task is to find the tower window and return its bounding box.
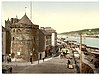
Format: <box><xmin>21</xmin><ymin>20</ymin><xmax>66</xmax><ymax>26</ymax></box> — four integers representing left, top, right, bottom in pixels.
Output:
<box><xmin>34</xmin><ymin>37</ymin><xmax>35</xmax><ymax>42</ymax></box>
<box><xmin>17</xmin><ymin>29</ymin><xmax>21</xmax><ymax>32</ymax></box>
<box><xmin>13</xmin><ymin>37</ymin><xmax>14</xmax><ymax>40</ymax></box>
<box><xmin>13</xmin><ymin>29</ymin><xmax>15</xmax><ymax>32</ymax></box>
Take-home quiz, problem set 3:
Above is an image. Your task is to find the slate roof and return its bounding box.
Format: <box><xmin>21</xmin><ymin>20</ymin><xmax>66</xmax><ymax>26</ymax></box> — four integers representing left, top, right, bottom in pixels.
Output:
<box><xmin>40</xmin><ymin>29</ymin><xmax>51</xmax><ymax>35</ymax></box>
<box><xmin>2</xmin><ymin>26</ymin><xmax>9</xmax><ymax>32</ymax></box>
<box><xmin>39</xmin><ymin>27</ymin><xmax>56</xmax><ymax>35</ymax></box>
<box><xmin>18</xmin><ymin>14</ymin><xmax>33</xmax><ymax>25</ymax></box>
<box><xmin>2</xmin><ymin>26</ymin><xmax>6</xmax><ymax>32</ymax></box>
<box><xmin>40</xmin><ymin>27</ymin><xmax>56</xmax><ymax>33</ymax></box>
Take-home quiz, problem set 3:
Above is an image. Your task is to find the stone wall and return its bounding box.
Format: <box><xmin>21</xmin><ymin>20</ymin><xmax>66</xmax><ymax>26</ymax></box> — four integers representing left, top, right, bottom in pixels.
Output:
<box><xmin>10</xmin><ymin>27</ymin><xmax>39</xmax><ymax>61</ymax></box>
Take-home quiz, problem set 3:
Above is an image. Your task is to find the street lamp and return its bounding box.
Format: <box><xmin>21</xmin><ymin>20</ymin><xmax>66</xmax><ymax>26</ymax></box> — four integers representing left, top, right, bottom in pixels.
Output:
<box><xmin>30</xmin><ymin>48</ymin><xmax>35</xmax><ymax>62</ymax></box>
<box><xmin>30</xmin><ymin>48</ymin><xmax>34</xmax><ymax>56</ymax></box>
<box><xmin>80</xmin><ymin>33</ymin><xmax>82</xmax><ymax>73</ymax></box>
<box><xmin>30</xmin><ymin>52</ymin><xmax>32</xmax><ymax>64</ymax></box>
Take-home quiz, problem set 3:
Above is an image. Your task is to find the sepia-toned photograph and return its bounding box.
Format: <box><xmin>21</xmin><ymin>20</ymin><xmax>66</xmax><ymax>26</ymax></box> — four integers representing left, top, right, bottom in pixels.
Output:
<box><xmin>1</xmin><ymin>0</ymin><xmax>99</xmax><ymax>74</ymax></box>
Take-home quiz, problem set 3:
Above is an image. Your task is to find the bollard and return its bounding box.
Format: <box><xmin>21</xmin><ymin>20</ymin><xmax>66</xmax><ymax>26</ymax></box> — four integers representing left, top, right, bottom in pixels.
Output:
<box><xmin>38</xmin><ymin>59</ymin><xmax>39</xmax><ymax>64</ymax></box>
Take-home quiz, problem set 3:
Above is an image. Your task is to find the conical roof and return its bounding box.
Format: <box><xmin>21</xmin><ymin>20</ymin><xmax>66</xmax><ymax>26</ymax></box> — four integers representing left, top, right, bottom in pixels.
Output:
<box><xmin>18</xmin><ymin>14</ymin><xmax>33</xmax><ymax>25</ymax></box>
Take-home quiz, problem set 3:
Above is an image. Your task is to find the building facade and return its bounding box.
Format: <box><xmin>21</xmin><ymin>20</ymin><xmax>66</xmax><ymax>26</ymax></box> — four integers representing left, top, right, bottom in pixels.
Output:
<box><xmin>5</xmin><ymin>14</ymin><xmax>39</xmax><ymax>61</ymax></box>
<box><xmin>2</xmin><ymin>26</ymin><xmax>11</xmax><ymax>62</ymax></box>
<box><xmin>39</xmin><ymin>27</ymin><xmax>57</xmax><ymax>57</ymax></box>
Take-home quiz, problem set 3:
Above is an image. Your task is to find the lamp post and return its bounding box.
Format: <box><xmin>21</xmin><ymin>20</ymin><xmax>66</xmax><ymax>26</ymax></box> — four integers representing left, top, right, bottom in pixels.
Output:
<box><xmin>30</xmin><ymin>51</ymin><xmax>33</xmax><ymax>64</ymax></box>
<box><xmin>80</xmin><ymin>33</ymin><xmax>82</xmax><ymax>73</ymax></box>
<box><xmin>79</xmin><ymin>29</ymin><xmax>92</xmax><ymax>73</ymax></box>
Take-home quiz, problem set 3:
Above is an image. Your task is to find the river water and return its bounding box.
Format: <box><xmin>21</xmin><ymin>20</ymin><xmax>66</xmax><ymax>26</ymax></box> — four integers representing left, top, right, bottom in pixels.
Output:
<box><xmin>65</xmin><ymin>36</ymin><xmax>99</xmax><ymax>48</ymax></box>
<box><xmin>57</xmin><ymin>35</ymin><xmax>99</xmax><ymax>48</ymax></box>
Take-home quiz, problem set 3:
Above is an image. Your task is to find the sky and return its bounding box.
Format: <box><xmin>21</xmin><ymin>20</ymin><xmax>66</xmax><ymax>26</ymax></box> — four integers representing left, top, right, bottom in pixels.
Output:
<box><xmin>1</xmin><ymin>0</ymin><xmax>99</xmax><ymax>33</ymax></box>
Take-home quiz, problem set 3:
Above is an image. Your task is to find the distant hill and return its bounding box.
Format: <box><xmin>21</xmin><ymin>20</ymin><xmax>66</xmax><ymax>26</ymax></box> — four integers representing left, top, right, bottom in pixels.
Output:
<box><xmin>61</xmin><ymin>28</ymin><xmax>99</xmax><ymax>35</ymax></box>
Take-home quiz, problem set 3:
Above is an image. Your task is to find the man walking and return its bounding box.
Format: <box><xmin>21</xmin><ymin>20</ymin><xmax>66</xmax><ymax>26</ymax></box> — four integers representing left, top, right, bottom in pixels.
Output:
<box><xmin>30</xmin><ymin>57</ymin><xmax>32</xmax><ymax>64</ymax></box>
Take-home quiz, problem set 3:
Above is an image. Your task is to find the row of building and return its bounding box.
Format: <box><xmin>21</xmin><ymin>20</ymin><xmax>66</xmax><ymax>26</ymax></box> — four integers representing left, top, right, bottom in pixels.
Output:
<box><xmin>2</xmin><ymin>13</ymin><xmax>57</xmax><ymax>62</ymax></box>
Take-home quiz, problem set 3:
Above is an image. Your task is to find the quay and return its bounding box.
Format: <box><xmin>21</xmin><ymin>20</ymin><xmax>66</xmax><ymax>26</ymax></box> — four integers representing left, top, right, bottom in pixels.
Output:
<box><xmin>57</xmin><ymin>38</ymin><xmax>99</xmax><ymax>73</ymax></box>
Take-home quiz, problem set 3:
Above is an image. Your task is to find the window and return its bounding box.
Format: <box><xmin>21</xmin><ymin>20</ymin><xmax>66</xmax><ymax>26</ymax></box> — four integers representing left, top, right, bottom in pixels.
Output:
<box><xmin>17</xmin><ymin>29</ymin><xmax>21</xmax><ymax>32</ymax></box>
<box><xmin>13</xmin><ymin>29</ymin><xmax>15</xmax><ymax>32</ymax></box>
<box><xmin>46</xmin><ymin>35</ymin><xmax>51</xmax><ymax>39</ymax></box>
<box><xmin>13</xmin><ymin>37</ymin><xmax>14</xmax><ymax>40</ymax></box>
<box><xmin>46</xmin><ymin>41</ymin><xmax>51</xmax><ymax>45</ymax></box>
<box><xmin>34</xmin><ymin>37</ymin><xmax>35</xmax><ymax>42</ymax></box>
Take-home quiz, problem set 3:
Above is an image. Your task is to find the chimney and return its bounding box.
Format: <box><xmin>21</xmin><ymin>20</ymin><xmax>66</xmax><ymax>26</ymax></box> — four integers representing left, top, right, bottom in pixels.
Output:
<box><xmin>11</xmin><ymin>18</ymin><xmax>13</xmax><ymax>24</ymax></box>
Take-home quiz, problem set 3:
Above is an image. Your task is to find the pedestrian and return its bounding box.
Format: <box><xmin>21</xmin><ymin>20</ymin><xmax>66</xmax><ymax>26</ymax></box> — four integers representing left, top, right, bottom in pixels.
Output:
<box><xmin>68</xmin><ymin>59</ymin><xmax>70</xmax><ymax>64</ymax></box>
<box><xmin>30</xmin><ymin>57</ymin><xmax>32</xmax><ymax>64</ymax></box>
<box><xmin>67</xmin><ymin>59</ymin><xmax>71</xmax><ymax>68</ymax></box>
<box><xmin>9</xmin><ymin>56</ymin><xmax>11</xmax><ymax>62</ymax></box>
<box><xmin>9</xmin><ymin>67</ymin><xmax>12</xmax><ymax>73</ymax></box>
<box><xmin>75</xmin><ymin>60</ymin><xmax>76</xmax><ymax>64</ymax></box>
<box><xmin>76</xmin><ymin>64</ymin><xmax>80</xmax><ymax>73</ymax></box>
<box><xmin>7</xmin><ymin>56</ymin><xmax>9</xmax><ymax>63</ymax></box>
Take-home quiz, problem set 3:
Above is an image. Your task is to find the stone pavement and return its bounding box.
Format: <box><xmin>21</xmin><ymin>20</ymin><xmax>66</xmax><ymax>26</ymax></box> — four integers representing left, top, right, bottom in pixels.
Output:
<box><xmin>12</xmin><ymin>56</ymin><xmax>76</xmax><ymax>73</ymax></box>
<box><xmin>2</xmin><ymin>56</ymin><xmax>77</xmax><ymax>73</ymax></box>
<box><xmin>2</xmin><ymin>57</ymin><xmax>52</xmax><ymax>66</ymax></box>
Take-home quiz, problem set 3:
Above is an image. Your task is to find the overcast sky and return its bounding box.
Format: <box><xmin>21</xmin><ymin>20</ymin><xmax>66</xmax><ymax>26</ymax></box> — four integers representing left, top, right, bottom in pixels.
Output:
<box><xmin>1</xmin><ymin>1</ymin><xmax>99</xmax><ymax>33</ymax></box>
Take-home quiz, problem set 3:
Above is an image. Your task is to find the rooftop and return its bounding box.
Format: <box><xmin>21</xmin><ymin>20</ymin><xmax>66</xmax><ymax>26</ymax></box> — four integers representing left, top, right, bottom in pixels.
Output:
<box><xmin>40</xmin><ymin>27</ymin><xmax>56</xmax><ymax>33</ymax></box>
<box><xmin>10</xmin><ymin>14</ymin><xmax>39</xmax><ymax>28</ymax></box>
<box><xmin>39</xmin><ymin>29</ymin><xmax>51</xmax><ymax>35</ymax></box>
<box><xmin>18</xmin><ymin>14</ymin><xmax>33</xmax><ymax>25</ymax></box>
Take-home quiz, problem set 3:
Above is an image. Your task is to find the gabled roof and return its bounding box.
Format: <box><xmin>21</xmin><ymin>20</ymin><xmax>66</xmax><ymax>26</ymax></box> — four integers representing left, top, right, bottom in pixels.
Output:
<box><xmin>18</xmin><ymin>14</ymin><xmax>33</xmax><ymax>25</ymax></box>
<box><xmin>10</xmin><ymin>14</ymin><xmax>39</xmax><ymax>29</ymax></box>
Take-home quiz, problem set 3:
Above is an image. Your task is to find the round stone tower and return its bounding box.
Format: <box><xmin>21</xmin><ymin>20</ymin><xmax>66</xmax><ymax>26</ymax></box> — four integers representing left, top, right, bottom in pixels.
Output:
<box><xmin>10</xmin><ymin>14</ymin><xmax>39</xmax><ymax>61</ymax></box>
